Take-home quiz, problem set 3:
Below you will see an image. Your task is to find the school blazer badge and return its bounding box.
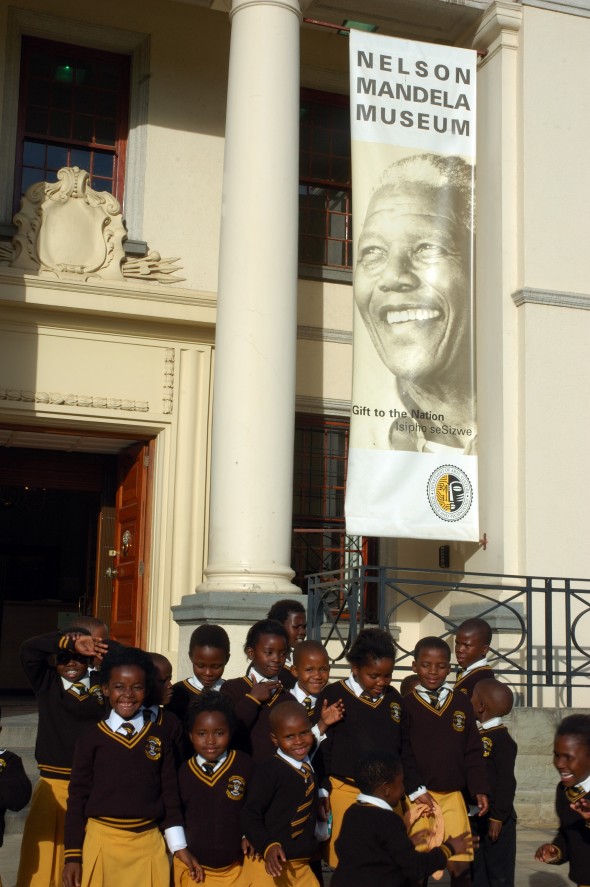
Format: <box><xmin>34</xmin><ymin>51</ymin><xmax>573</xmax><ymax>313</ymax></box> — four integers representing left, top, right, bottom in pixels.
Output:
<box><xmin>226</xmin><ymin>775</ymin><xmax>246</xmax><ymax>800</ymax></box>
<box><xmin>145</xmin><ymin>735</ymin><xmax>163</xmax><ymax>761</ymax></box>
<box><xmin>452</xmin><ymin>710</ymin><xmax>466</xmax><ymax>732</ymax></box>
<box><xmin>390</xmin><ymin>701</ymin><xmax>401</xmax><ymax>723</ymax></box>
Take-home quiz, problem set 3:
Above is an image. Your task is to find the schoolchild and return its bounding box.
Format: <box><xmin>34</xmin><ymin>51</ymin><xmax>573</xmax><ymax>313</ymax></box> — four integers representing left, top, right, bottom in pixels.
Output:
<box><xmin>289</xmin><ymin>641</ymin><xmax>344</xmax><ymax>745</ymax></box>
<box><xmin>535</xmin><ymin>714</ymin><xmax>590</xmax><ymax>886</ymax></box>
<box><xmin>267</xmin><ymin>600</ymin><xmax>307</xmax><ymax>690</ymax></box>
<box><xmin>332</xmin><ymin>750</ymin><xmax>474</xmax><ymax>887</ymax></box>
<box><xmin>315</xmin><ymin>627</ymin><xmax>427</xmax><ymax>868</ymax></box>
<box><xmin>16</xmin><ymin>626</ymin><xmax>107</xmax><ymax>887</ymax></box>
<box><xmin>0</xmin><ymin>705</ymin><xmax>33</xmax><ymax>887</ymax></box>
<box><xmin>62</xmin><ymin>645</ymin><xmax>196</xmax><ymax>887</ymax></box>
<box><xmin>221</xmin><ymin>620</ymin><xmax>293</xmax><ymax>762</ymax></box>
<box><xmin>470</xmin><ymin>679</ymin><xmax>517</xmax><ymax>887</ymax></box>
<box><xmin>241</xmin><ymin>700</ymin><xmax>321</xmax><ymax>886</ymax></box>
<box><xmin>167</xmin><ymin>625</ymin><xmax>230</xmax><ymax>723</ymax></box>
<box><xmin>404</xmin><ymin>636</ymin><xmax>490</xmax><ymax>887</ymax></box>
<box><xmin>174</xmin><ymin>691</ymin><xmax>255</xmax><ymax>886</ymax></box>
<box><xmin>148</xmin><ymin>652</ymin><xmax>189</xmax><ymax>763</ymax></box>
<box><xmin>454</xmin><ymin>619</ymin><xmax>495</xmax><ymax>698</ymax></box>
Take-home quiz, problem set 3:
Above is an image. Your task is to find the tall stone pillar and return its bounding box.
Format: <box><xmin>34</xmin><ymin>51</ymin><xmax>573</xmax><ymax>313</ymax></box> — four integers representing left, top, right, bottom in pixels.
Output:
<box><xmin>174</xmin><ymin>0</ymin><xmax>304</xmax><ymax>669</ymax></box>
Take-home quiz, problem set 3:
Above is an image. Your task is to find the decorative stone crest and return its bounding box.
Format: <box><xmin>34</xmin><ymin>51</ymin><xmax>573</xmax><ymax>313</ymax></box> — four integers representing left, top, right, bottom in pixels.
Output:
<box><xmin>0</xmin><ymin>167</ymin><xmax>183</xmax><ymax>284</ymax></box>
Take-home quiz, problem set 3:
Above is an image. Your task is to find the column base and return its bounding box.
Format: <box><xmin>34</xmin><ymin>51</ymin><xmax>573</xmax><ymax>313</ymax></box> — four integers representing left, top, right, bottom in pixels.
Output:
<box><xmin>171</xmin><ymin>589</ymin><xmax>305</xmax><ymax>680</ymax></box>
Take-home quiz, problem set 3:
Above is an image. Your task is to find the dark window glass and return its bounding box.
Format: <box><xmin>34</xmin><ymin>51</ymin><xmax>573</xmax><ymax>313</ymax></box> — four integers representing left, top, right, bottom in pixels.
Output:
<box><xmin>299</xmin><ymin>90</ymin><xmax>352</xmax><ymax>271</ymax></box>
<box><xmin>14</xmin><ymin>36</ymin><xmax>130</xmax><ymax>214</ymax></box>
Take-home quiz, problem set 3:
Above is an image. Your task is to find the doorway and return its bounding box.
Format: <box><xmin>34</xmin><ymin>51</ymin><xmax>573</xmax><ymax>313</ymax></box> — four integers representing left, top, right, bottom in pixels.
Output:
<box><xmin>0</xmin><ymin>430</ymin><xmax>153</xmax><ymax>689</ymax></box>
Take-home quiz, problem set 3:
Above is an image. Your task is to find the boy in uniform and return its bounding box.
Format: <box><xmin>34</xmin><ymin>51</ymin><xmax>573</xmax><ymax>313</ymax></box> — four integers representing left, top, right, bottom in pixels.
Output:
<box><xmin>17</xmin><ymin>627</ymin><xmax>107</xmax><ymax>887</ymax></box>
<box><xmin>267</xmin><ymin>600</ymin><xmax>307</xmax><ymax>691</ymax></box>
<box><xmin>470</xmin><ymin>679</ymin><xmax>517</xmax><ymax>887</ymax></box>
<box><xmin>241</xmin><ymin>700</ymin><xmax>322</xmax><ymax>886</ymax></box>
<box><xmin>454</xmin><ymin>619</ymin><xmax>495</xmax><ymax>698</ymax></box>
<box><xmin>536</xmin><ymin>714</ymin><xmax>590</xmax><ymax>887</ymax></box>
<box><xmin>332</xmin><ymin>750</ymin><xmax>474</xmax><ymax>886</ymax></box>
<box><xmin>289</xmin><ymin>640</ymin><xmax>344</xmax><ymax>746</ymax></box>
<box><xmin>405</xmin><ymin>636</ymin><xmax>489</xmax><ymax>887</ymax></box>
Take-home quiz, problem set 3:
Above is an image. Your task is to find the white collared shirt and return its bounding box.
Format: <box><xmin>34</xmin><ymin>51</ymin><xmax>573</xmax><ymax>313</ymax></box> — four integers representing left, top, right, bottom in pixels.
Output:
<box><xmin>291</xmin><ymin>683</ymin><xmax>325</xmax><ymax>747</ymax></box>
<box><xmin>249</xmin><ymin>666</ymin><xmax>278</xmax><ymax>685</ymax></box>
<box><xmin>105</xmin><ymin>710</ymin><xmax>187</xmax><ymax>852</ymax></box>
<box><xmin>576</xmin><ymin>773</ymin><xmax>590</xmax><ymax>794</ymax></box>
<box><xmin>479</xmin><ymin>716</ymin><xmax>503</xmax><ymax>730</ymax></box>
<box><xmin>357</xmin><ymin>792</ymin><xmax>393</xmax><ymax>812</ymax></box>
<box><xmin>196</xmin><ymin>750</ymin><xmax>228</xmax><ymax>774</ymax></box>
<box><xmin>277</xmin><ymin>748</ymin><xmax>313</xmax><ymax>773</ymax></box>
<box><xmin>187</xmin><ymin>675</ymin><xmax>225</xmax><ymax>692</ymax></box>
<box><xmin>345</xmin><ymin>672</ymin><xmax>383</xmax><ymax>700</ymax></box>
<box><xmin>415</xmin><ymin>682</ymin><xmax>453</xmax><ymax>709</ymax></box>
<box><xmin>142</xmin><ymin>705</ymin><xmax>160</xmax><ymax>723</ymax></box>
<box><xmin>459</xmin><ymin>657</ymin><xmax>489</xmax><ymax>677</ymax></box>
<box><xmin>60</xmin><ymin>673</ymin><xmax>90</xmax><ymax>694</ymax></box>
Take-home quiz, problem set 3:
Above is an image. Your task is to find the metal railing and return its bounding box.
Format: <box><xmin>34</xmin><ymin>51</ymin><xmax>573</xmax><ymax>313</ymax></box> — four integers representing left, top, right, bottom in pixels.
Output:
<box><xmin>306</xmin><ymin>566</ymin><xmax>590</xmax><ymax>708</ymax></box>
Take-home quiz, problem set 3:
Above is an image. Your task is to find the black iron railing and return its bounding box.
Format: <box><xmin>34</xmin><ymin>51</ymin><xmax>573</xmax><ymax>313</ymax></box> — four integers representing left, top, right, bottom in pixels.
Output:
<box><xmin>306</xmin><ymin>566</ymin><xmax>590</xmax><ymax>708</ymax></box>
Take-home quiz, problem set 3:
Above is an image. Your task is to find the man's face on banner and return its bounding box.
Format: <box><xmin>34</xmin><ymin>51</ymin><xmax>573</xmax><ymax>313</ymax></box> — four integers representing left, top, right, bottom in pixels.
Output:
<box><xmin>354</xmin><ymin>182</ymin><xmax>471</xmax><ymax>389</ymax></box>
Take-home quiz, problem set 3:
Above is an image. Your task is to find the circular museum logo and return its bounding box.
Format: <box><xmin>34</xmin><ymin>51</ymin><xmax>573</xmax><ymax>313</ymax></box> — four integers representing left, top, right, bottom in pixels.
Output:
<box><xmin>427</xmin><ymin>465</ymin><xmax>473</xmax><ymax>522</ymax></box>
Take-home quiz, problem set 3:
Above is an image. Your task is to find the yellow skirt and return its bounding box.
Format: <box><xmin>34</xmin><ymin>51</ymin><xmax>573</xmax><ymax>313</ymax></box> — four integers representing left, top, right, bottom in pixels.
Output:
<box><xmin>240</xmin><ymin>855</ymin><xmax>317</xmax><ymax>886</ymax></box>
<box><xmin>406</xmin><ymin>790</ymin><xmax>473</xmax><ymax>862</ymax></box>
<box><xmin>323</xmin><ymin>778</ymin><xmax>359</xmax><ymax>868</ymax></box>
<box><xmin>80</xmin><ymin>818</ymin><xmax>170</xmax><ymax>887</ymax></box>
<box><xmin>173</xmin><ymin>855</ymin><xmax>243</xmax><ymax>885</ymax></box>
<box><xmin>16</xmin><ymin>775</ymin><xmax>69</xmax><ymax>887</ymax></box>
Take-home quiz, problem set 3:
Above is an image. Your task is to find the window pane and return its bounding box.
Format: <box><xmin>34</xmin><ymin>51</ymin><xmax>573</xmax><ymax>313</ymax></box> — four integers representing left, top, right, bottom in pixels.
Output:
<box><xmin>95</xmin><ymin>118</ymin><xmax>116</xmax><ymax>146</ymax></box>
<box><xmin>71</xmin><ymin>148</ymin><xmax>91</xmax><ymax>170</ymax></box>
<box><xmin>25</xmin><ymin>107</ymin><xmax>49</xmax><ymax>134</ymax></box>
<box><xmin>49</xmin><ymin>110</ymin><xmax>71</xmax><ymax>138</ymax></box>
<box><xmin>21</xmin><ymin>167</ymin><xmax>43</xmax><ymax>192</ymax></box>
<box><xmin>91</xmin><ymin>178</ymin><xmax>113</xmax><ymax>193</ymax></box>
<box><xmin>53</xmin><ymin>58</ymin><xmax>75</xmax><ymax>83</ymax></box>
<box><xmin>23</xmin><ymin>141</ymin><xmax>46</xmax><ymax>167</ymax></box>
<box><xmin>73</xmin><ymin>114</ymin><xmax>93</xmax><ymax>142</ymax></box>
<box><xmin>47</xmin><ymin>145</ymin><xmax>68</xmax><ymax>169</ymax></box>
<box><xmin>28</xmin><ymin>79</ymin><xmax>50</xmax><ymax>107</ymax></box>
<box><xmin>93</xmin><ymin>152</ymin><xmax>114</xmax><ymax>177</ymax></box>
<box><xmin>29</xmin><ymin>52</ymin><xmax>51</xmax><ymax>79</ymax></box>
<box><xmin>94</xmin><ymin>90</ymin><xmax>118</xmax><ymax>117</ymax></box>
<box><xmin>52</xmin><ymin>83</ymin><xmax>72</xmax><ymax>110</ymax></box>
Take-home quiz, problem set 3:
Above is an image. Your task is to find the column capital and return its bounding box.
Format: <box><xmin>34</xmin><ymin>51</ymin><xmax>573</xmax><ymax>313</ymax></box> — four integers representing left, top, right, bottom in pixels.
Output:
<box><xmin>473</xmin><ymin>1</ymin><xmax>523</xmax><ymax>59</ymax></box>
<box><xmin>215</xmin><ymin>0</ymin><xmax>305</xmax><ymax>18</ymax></box>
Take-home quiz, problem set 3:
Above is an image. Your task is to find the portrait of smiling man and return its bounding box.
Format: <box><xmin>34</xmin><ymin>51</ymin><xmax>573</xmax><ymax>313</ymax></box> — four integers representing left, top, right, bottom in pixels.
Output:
<box><xmin>353</xmin><ymin>152</ymin><xmax>477</xmax><ymax>455</ymax></box>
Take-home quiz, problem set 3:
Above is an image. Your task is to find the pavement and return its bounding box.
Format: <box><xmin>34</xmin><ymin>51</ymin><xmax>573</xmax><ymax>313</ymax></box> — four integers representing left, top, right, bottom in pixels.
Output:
<box><xmin>0</xmin><ymin>826</ymin><xmax>572</xmax><ymax>887</ymax></box>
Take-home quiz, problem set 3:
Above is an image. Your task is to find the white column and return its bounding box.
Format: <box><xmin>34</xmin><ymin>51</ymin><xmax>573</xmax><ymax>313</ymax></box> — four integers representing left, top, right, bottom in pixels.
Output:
<box><xmin>198</xmin><ymin>0</ymin><xmax>303</xmax><ymax>594</ymax></box>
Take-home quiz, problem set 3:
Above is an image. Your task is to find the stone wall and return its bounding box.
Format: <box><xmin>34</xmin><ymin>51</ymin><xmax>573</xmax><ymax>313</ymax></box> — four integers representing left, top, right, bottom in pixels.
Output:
<box><xmin>507</xmin><ymin>707</ymin><xmax>590</xmax><ymax>826</ymax></box>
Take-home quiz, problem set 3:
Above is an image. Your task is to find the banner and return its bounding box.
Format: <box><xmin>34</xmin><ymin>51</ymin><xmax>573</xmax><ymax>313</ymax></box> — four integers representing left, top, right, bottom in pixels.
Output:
<box><xmin>345</xmin><ymin>30</ymin><xmax>479</xmax><ymax>541</ymax></box>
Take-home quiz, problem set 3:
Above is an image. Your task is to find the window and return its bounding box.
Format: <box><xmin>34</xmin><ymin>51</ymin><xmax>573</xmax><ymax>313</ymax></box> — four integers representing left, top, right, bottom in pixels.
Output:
<box><xmin>14</xmin><ymin>37</ymin><xmax>130</xmax><ymax>214</ymax></box>
<box><xmin>299</xmin><ymin>90</ymin><xmax>352</xmax><ymax>275</ymax></box>
<box><xmin>291</xmin><ymin>414</ymin><xmax>370</xmax><ymax>591</ymax></box>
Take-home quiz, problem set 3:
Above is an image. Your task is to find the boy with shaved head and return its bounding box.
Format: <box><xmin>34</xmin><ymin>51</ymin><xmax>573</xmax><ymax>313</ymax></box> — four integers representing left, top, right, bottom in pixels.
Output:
<box><xmin>470</xmin><ymin>679</ymin><xmax>517</xmax><ymax>887</ymax></box>
<box><xmin>454</xmin><ymin>618</ymin><xmax>495</xmax><ymax>699</ymax></box>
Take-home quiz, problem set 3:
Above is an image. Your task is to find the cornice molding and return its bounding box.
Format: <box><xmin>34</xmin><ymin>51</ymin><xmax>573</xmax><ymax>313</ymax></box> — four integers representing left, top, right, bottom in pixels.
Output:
<box><xmin>523</xmin><ymin>0</ymin><xmax>590</xmax><ymax>17</ymax></box>
<box><xmin>0</xmin><ymin>388</ymin><xmax>149</xmax><ymax>412</ymax></box>
<box><xmin>473</xmin><ymin>1</ymin><xmax>523</xmax><ymax>59</ymax></box>
<box><xmin>512</xmin><ymin>287</ymin><xmax>590</xmax><ymax>310</ymax></box>
<box><xmin>297</xmin><ymin>325</ymin><xmax>352</xmax><ymax>344</ymax></box>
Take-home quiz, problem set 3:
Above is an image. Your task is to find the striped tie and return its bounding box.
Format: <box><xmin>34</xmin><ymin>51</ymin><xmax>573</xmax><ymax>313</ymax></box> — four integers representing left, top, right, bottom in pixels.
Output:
<box><xmin>202</xmin><ymin>762</ymin><xmax>216</xmax><ymax>776</ymax></box>
<box><xmin>71</xmin><ymin>683</ymin><xmax>88</xmax><ymax>697</ymax></box>
<box><xmin>302</xmin><ymin>696</ymin><xmax>312</xmax><ymax>712</ymax></box>
<box><xmin>300</xmin><ymin>762</ymin><xmax>313</xmax><ymax>785</ymax></box>
<box><xmin>120</xmin><ymin>722</ymin><xmax>136</xmax><ymax>739</ymax></box>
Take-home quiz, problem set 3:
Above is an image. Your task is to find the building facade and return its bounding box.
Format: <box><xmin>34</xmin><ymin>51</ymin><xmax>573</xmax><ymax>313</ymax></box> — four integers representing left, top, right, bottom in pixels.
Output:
<box><xmin>0</xmin><ymin>0</ymin><xmax>588</xmax><ymax>683</ymax></box>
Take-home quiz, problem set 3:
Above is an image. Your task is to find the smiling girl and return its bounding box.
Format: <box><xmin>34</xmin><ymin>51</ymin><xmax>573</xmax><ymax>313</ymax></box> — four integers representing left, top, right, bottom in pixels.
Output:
<box><xmin>221</xmin><ymin>620</ymin><xmax>293</xmax><ymax>762</ymax></box>
<box><xmin>62</xmin><ymin>646</ymin><xmax>196</xmax><ymax>887</ymax></box>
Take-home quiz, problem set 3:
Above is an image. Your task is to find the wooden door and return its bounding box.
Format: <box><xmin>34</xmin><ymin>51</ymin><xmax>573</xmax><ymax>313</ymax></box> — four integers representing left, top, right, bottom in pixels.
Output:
<box><xmin>108</xmin><ymin>443</ymin><xmax>151</xmax><ymax>647</ymax></box>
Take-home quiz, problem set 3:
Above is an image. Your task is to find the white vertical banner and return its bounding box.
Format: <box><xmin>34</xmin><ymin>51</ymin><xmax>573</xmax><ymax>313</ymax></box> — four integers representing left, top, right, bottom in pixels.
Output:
<box><xmin>345</xmin><ymin>30</ymin><xmax>479</xmax><ymax>541</ymax></box>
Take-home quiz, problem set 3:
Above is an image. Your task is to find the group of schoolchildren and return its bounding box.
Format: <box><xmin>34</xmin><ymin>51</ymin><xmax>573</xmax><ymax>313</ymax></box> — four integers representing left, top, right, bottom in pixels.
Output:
<box><xmin>0</xmin><ymin>605</ymin><xmax>589</xmax><ymax>887</ymax></box>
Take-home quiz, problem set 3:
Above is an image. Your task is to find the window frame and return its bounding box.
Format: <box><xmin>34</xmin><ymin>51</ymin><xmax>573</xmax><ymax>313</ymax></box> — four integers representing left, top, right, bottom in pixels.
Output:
<box><xmin>14</xmin><ymin>36</ymin><xmax>130</xmax><ymax>216</ymax></box>
<box><xmin>0</xmin><ymin>9</ymin><xmax>149</xmax><ymax>242</ymax></box>
<box><xmin>298</xmin><ymin>88</ymin><xmax>353</xmax><ymax>284</ymax></box>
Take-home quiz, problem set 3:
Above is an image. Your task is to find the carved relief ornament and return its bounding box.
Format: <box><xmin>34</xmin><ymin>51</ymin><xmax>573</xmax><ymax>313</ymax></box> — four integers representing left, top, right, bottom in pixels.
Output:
<box><xmin>0</xmin><ymin>167</ymin><xmax>183</xmax><ymax>284</ymax></box>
